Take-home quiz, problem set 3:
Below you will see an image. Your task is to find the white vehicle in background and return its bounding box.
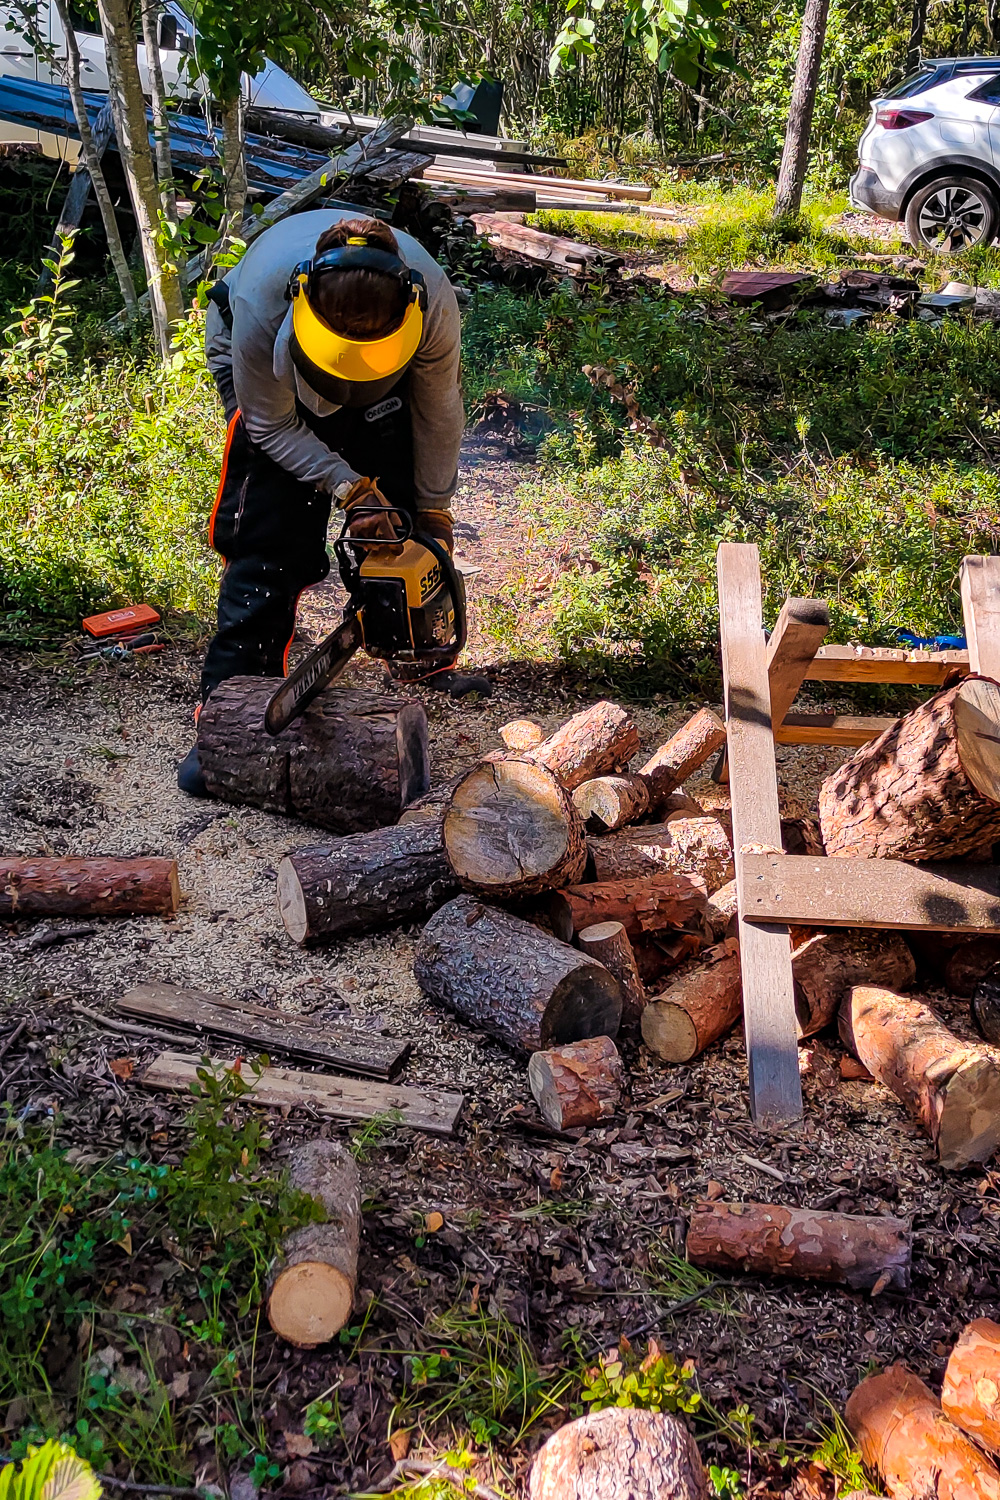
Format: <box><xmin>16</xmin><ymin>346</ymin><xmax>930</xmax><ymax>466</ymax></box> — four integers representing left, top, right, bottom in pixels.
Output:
<box><xmin>851</xmin><ymin>56</ymin><xmax>1000</xmax><ymax>252</ymax></box>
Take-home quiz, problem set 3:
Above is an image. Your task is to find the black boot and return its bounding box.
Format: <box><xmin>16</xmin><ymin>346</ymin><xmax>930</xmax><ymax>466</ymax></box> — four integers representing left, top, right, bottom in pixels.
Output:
<box><xmin>177</xmin><ymin>745</ymin><xmax>210</xmax><ymax>798</ymax></box>
<box><xmin>385</xmin><ymin>666</ymin><xmax>492</xmax><ymax>699</ymax></box>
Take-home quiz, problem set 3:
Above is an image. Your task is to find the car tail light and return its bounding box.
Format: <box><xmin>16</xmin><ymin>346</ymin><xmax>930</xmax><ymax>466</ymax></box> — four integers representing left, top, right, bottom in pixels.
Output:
<box><xmin>875</xmin><ymin>107</ymin><xmax>933</xmax><ymax>130</ymax></box>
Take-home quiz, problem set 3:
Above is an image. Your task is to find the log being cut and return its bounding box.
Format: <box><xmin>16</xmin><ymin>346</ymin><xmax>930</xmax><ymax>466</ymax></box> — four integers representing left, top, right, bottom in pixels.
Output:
<box><xmin>0</xmin><ymin>856</ymin><xmax>179</xmax><ymax>918</ymax></box>
<box><xmin>819</xmin><ymin>677</ymin><xmax>1000</xmax><ymax>860</ymax></box>
<box><xmin>414</xmin><ymin>895</ymin><xmax>622</xmax><ymax>1051</ymax></box>
<box><xmin>528</xmin><ymin>1407</ymin><xmax>708</xmax><ymax>1500</ymax></box>
<box><xmin>686</xmin><ymin>1200</ymin><xmax>911</xmax><ymax>1290</ymax></box>
<box><xmin>846</xmin><ymin>1364</ymin><xmax>1000</xmax><ymax>1500</ymax></box>
<box><xmin>442</xmin><ymin>757</ymin><xmax>587</xmax><ymax>900</ymax></box>
<box><xmin>525</xmin><ymin>700</ymin><xmax>640</xmax><ymax>790</ymax></box>
<box><xmin>635</xmin><ymin>708</ymin><xmax>727</xmax><ymax>812</ymax></box>
<box><xmin>198</xmin><ymin>679</ymin><xmax>429</xmax><ymax>833</ymax></box>
<box><xmin>641</xmin><ymin>940</ymin><xmax>741</xmax><ymax>1062</ymax></box>
<box><xmin>560</xmin><ymin>872</ymin><xmax>708</xmax><ymax>938</ymax></box>
<box><xmin>942</xmin><ymin>1319</ymin><xmax>1000</xmax><ymax>1455</ymax></box>
<box><xmin>577</xmin><ymin>921</ymin><xmax>646</xmax><ymax>1025</ymax></box>
<box><xmin>528</xmin><ymin>1035</ymin><xmax>623</xmax><ymax>1129</ymax></box>
<box><xmin>266</xmin><ymin>1139</ymin><xmax>360</xmax><ymax>1348</ymax></box>
<box><xmin>589</xmin><ymin>816</ymin><xmax>734</xmax><ymax>891</ymax></box>
<box><xmin>790</xmin><ymin>928</ymin><xmax>915</xmax><ymax>1037</ymax></box>
<box><xmin>840</xmin><ymin>984</ymin><xmax>1000</xmax><ymax>1167</ymax></box>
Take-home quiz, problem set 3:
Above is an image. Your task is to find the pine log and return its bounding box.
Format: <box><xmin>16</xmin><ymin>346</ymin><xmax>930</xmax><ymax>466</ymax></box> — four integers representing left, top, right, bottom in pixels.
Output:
<box><xmin>0</xmin><ymin>857</ymin><xmax>179</xmax><ymax>918</ymax></box>
<box><xmin>641</xmin><ymin>940</ymin><xmax>741</xmax><ymax>1062</ymax></box>
<box><xmin>198</xmin><ymin>678</ymin><xmax>429</xmax><ymax>833</ymax></box>
<box><xmin>973</xmin><ymin>971</ymin><xmax>1000</xmax><ymax>1044</ymax></box>
<box><xmin>577</xmin><ymin>921</ymin><xmax>646</xmax><ymax>1026</ymax></box>
<box><xmin>790</xmin><ymin>929</ymin><xmax>916</xmax><ymax>1038</ymax></box>
<box><xmin>442</xmin><ymin>757</ymin><xmax>587</xmax><ymax>900</ymax></box>
<box><xmin>526</xmin><ymin>701</ymin><xmax>640</xmax><ymax>790</ymax></box>
<box><xmin>846</xmin><ymin>1364</ymin><xmax>1000</xmax><ymax>1500</ymax></box>
<box><xmin>819</xmin><ymin>677</ymin><xmax>1000</xmax><ymax>861</ymax></box>
<box><xmin>945</xmin><ymin>938</ymin><xmax>1000</xmax><ymax>997</ymax></box>
<box><xmin>414</xmin><ymin>895</ymin><xmax>623</xmax><ymax>1052</ymax></box>
<box><xmin>528</xmin><ymin>1407</ymin><xmax>708</xmax><ymax>1500</ymax></box>
<box><xmin>573</xmin><ymin>774</ymin><xmax>650</xmax><ymax>833</ymax></box>
<box><xmin>705</xmin><ymin>879</ymin><xmax>738</xmax><ymax>940</ymax></box>
<box><xmin>396</xmin><ymin>776</ymin><xmax>463</xmax><ymax>826</ymax></box>
<box><xmin>633</xmin><ymin>931</ymin><xmax>705</xmax><ymax>987</ymax></box>
<box><xmin>942</xmin><ymin>1319</ymin><xmax>1000</xmax><ymax>1455</ymax></box>
<box><xmin>527</xmin><ymin>1035</ymin><xmax>623</xmax><ymax>1129</ymax></box>
<box><xmin>499</xmin><ymin>718</ymin><xmax>545</xmax><ymax>751</ymax></box>
<box><xmin>562</xmin><ymin>873</ymin><xmax>708</xmax><ymax>939</ymax></box>
<box><xmin>636</xmin><ymin>709</ymin><xmax>727</xmax><ymax>811</ymax></box>
<box><xmin>277</xmin><ymin>822</ymin><xmax>459</xmax><ymax>946</ymax></box>
<box><xmin>840</xmin><ymin>985</ymin><xmax>1000</xmax><ymax>1167</ymax></box>
<box><xmin>687</xmin><ymin>1201</ymin><xmax>911</xmax><ymax>1290</ymax></box>
<box><xmin>589</xmin><ymin>816</ymin><xmax>733</xmax><ymax>891</ymax></box>
<box><xmin>266</xmin><ymin>1139</ymin><xmax>360</xmax><ymax>1348</ymax></box>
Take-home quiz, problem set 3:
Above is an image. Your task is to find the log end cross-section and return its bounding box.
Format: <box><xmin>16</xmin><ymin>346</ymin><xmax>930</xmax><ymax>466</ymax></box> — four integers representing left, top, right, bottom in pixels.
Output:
<box><xmin>443</xmin><ymin>757</ymin><xmax>587</xmax><ymax>900</ymax></box>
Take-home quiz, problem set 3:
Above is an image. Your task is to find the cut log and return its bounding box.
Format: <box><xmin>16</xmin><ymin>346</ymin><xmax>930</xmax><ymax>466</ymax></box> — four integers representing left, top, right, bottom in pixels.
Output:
<box><xmin>526</xmin><ymin>701</ymin><xmax>640</xmax><ymax>791</ymax></box>
<box><xmin>840</xmin><ymin>985</ymin><xmax>1000</xmax><ymax>1167</ymax></box>
<box><xmin>589</xmin><ymin>817</ymin><xmax>733</xmax><ymax>891</ymax></box>
<box><xmin>442</xmin><ymin>758</ymin><xmax>587</xmax><ymax>900</ymax></box>
<box><xmin>266</xmin><ymin>1139</ymin><xmax>360</xmax><ymax>1348</ymax></box>
<box><xmin>790</xmin><ymin>929</ymin><xmax>916</xmax><ymax>1038</ymax></box>
<box><xmin>846</xmin><ymin>1364</ymin><xmax>1000</xmax><ymax>1500</ymax></box>
<box><xmin>528</xmin><ymin>1407</ymin><xmax>708</xmax><ymax>1500</ymax></box>
<box><xmin>573</xmin><ymin>774</ymin><xmax>650</xmax><ymax>833</ymax></box>
<box><xmin>277</xmin><ymin>822</ymin><xmax>459</xmax><ymax>946</ymax></box>
<box><xmin>527</xmin><ymin>1035</ymin><xmax>623</xmax><ymax>1129</ymax></box>
<box><xmin>973</xmin><ymin>970</ymin><xmax>1000</xmax><ymax>1044</ymax></box>
<box><xmin>942</xmin><ymin>1319</ymin><xmax>1000</xmax><ymax>1455</ymax></box>
<box><xmin>414</xmin><ymin>895</ymin><xmax>622</xmax><ymax>1052</ymax></box>
<box><xmin>396</xmin><ymin>776</ymin><xmax>463</xmax><ymax>826</ymax></box>
<box><xmin>636</xmin><ymin>709</ymin><xmax>727</xmax><ymax>811</ymax></box>
<box><xmin>562</xmin><ymin>873</ymin><xmax>708</xmax><ymax>939</ymax></box>
<box><xmin>577</xmin><ymin>921</ymin><xmax>646</xmax><ymax>1026</ymax></box>
<box><xmin>687</xmin><ymin>1201</ymin><xmax>911</xmax><ymax>1290</ymax></box>
<box><xmin>705</xmin><ymin>879</ymin><xmax>738</xmax><ymax>940</ymax></box>
<box><xmin>641</xmin><ymin>940</ymin><xmax>742</xmax><ymax>1063</ymax></box>
<box><xmin>499</xmin><ymin>718</ymin><xmax>545</xmax><ymax>751</ymax></box>
<box><xmin>819</xmin><ymin>677</ymin><xmax>1000</xmax><ymax>861</ymax></box>
<box><xmin>633</xmin><ymin>931</ymin><xmax>705</xmax><ymax>987</ymax></box>
<box><xmin>198</xmin><ymin>679</ymin><xmax>429</xmax><ymax>833</ymax></box>
<box><xmin>945</xmin><ymin>938</ymin><xmax>1000</xmax><ymax>997</ymax></box>
<box><xmin>0</xmin><ymin>856</ymin><xmax>179</xmax><ymax>918</ymax></box>
<box><xmin>481</xmin><ymin>218</ymin><xmax>624</xmax><ymax>274</ymax></box>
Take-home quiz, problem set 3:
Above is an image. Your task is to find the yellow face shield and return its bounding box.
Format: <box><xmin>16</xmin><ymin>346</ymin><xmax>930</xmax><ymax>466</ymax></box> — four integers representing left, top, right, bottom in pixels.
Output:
<box><xmin>290</xmin><ymin>278</ymin><xmax>424</xmax><ymax>383</ymax></box>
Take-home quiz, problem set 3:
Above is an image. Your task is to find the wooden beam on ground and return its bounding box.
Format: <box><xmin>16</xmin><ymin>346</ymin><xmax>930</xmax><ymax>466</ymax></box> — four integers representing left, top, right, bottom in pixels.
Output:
<box><xmin>961</xmin><ymin>555</ymin><xmax>1000</xmax><ymax>680</ymax></box>
<box><xmin>775</xmin><ymin>712</ymin><xmax>896</xmax><ymax>747</ymax></box>
<box><xmin>140</xmin><ymin>1051</ymin><xmax>464</xmax><ymax>1136</ymax></box>
<box><xmin>717</xmin><ymin>543</ymin><xmax>802</xmax><ymax>1126</ymax></box>
<box><xmin>804</xmin><ymin>644</ymin><xmax>969</xmax><ymax>685</ymax></box>
<box><xmin>117</xmin><ymin>982</ymin><xmax>410</xmax><ymax>1080</ymax></box>
<box><xmin>740</xmin><ymin>852</ymin><xmax>1000</xmax><ymax>932</ymax></box>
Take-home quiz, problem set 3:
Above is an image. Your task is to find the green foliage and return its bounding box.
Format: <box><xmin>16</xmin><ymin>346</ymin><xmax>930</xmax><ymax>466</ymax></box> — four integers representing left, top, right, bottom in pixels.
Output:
<box><xmin>582</xmin><ymin>1339</ymin><xmax>702</xmax><ymax>1415</ymax></box>
<box><xmin>303</xmin><ymin>1398</ymin><xmax>342</xmax><ymax>1450</ymax></box>
<box><xmin>809</xmin><ymin>1413</ymin><xmax>874</xmax><ymax>1492</ymax></box>
<box><xmin>709</xmin><ymin>1464</ymin><xmax>744</xmax><ymax>1499</ymax></box>
<box><xmin>0</xmin><ymin>1441</ymin><xmax>101</xmax><ymax>1500</ymax></box>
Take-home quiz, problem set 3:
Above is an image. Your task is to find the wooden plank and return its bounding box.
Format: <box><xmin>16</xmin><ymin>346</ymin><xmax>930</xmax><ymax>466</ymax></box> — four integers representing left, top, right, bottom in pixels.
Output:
<box><xmin>117</xmin><ymin>982</ymin><xmax>410</xmax><ymax>1081</ymax></box>
<box><xmin>775</xmin><ymin>712</ymin><xmax>896</xmax><ymax>747</ymax></box>
<box><xmin>717</xmin><ymin>543</ymin><xmax>802</xmax><ymax>1126</ymax></box>
<box><xmin>804</xmin><ymin>644</ymin><xmax>969</xmax><ymax>685</ymax></box>
<box><xmin>422</xmin><ymin>162</ymin><xmax>652</xmax><ymax>199</ymax></box>
<box><xmin>740</xmin><ymin>853</ymin><xmax>1000</xmax><ymax>932</ymax></box>
<box><xmin>961</xmin><ymin>555</ymin><xmax>1000</xmax><ymax>680</ymax></box>
<box><xmin>141</xmin><ymin>1052</ymin><xmax>464</xmax><ymax>1136</ymax></box>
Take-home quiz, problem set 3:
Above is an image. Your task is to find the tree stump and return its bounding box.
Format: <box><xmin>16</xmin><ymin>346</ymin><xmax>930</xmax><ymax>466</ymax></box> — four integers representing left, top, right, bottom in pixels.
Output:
<box><xmin>0</xmin><ymin>857</ymin><xmax>179</xmax><ymax>919</ymax></box>
<box><xmin>266</xmin><ymin>1139</ymin><xmax>360</xmax><ymax>1348</ymax></box>
<box><xmin>942</xmin><ymin>1319</ymin><xmax>1000</xmax><ymax>1456</ymax></box>
<box><xmin>526</xmin><ymin>701</ymin><xmax>640</xmax><ymax>790</ymax></box>
<box><xmin>636</xmin><ymin>708</ymin><xmax>727</xmax><ymax>812</ymax></box>
<box><xmin>819</xmin><ymin>677</ymin><xmax>1000</xmax><ymax>860</ymax></box>
<box><xmin>687</xmin><ymin>1201</ymin><xmax>911</xmax><ymax>1290</ymax></box>
<box><xmin>198</xmin><ymin>679</ymin><xmax>429</xmax><ymax>833</ymax></box>
<box><xmin>641</xmin><ymin>940</ymin><xmax>742</xmax><ymax>1062</ymax></box>
<box><xmin>442</xmin><ymin>758</ymin><xmax>587</xmax><ymax>900</ymax></box>
<box><xmin>499</xmin><ymin>719</ymin><xmax>544</xmax><ymax>751</ymax></box>
<box><xmin>528</xmin><ymin>1035</ymin><xmax>623</xmax><ymax>1129</ymax></box>
<box><xmin>573</xmin><ymin>774</ymin><xmax>651</xmax><ymax>833</ymax></box>
<box><xmin>840</xmin><ymin>985</ymin><xmax>1000</xmax><ymax>1168</ymax></box>
<box><xmin>528</xmin><ymin>1408</ymin><xmax>708</xmax><ymax>1500</ymax></box>
<box><xmin>589</xmin><ymin>817</ymin><xmax>733</xmax><ymax>891</ymax></box>
<box><xmin>414</xmin><ymin>896</ymin><xmax>623</xmax><ymax>1052</ymax></box>
<box><xmin>562</xmin><ymin>874</ymin><xmax>708</xmax><ymax>939</ymax></box>
<box><xmin>577</xmin><ymin>921</ymin><xmax>646</xmax><ymax>1026</ymax></box>
<box><xmin>790</xmin><ymin>929</ymin><xmax>916</xmax><ymax>1038</ymax></box>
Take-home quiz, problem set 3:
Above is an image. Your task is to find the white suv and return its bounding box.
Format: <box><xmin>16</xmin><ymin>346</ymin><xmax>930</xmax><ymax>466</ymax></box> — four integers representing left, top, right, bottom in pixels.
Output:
<box><xmin>851</xmin><ymin>57</ymin><xmax>1000</xmax><ymax>252</ymax></box>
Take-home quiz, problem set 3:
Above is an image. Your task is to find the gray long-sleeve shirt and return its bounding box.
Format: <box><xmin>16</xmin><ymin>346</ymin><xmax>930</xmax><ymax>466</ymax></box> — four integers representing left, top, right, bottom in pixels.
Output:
<box><xmin>204</xmin><ymin>210</ymin><xmax>464</xmax><ymax>507</ymax></box>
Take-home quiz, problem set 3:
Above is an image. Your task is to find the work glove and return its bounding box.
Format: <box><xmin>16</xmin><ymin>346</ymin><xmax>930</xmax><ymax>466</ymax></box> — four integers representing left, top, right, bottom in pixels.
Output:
<box><xmin>339</xmin><ymin>476</ymin><xmax>403</xmax><ymax>542</ymax></box>
<box><xmin>417</xmin><ymin>507</ymin><xmax>455</xmax><ymax>555</ymax></box>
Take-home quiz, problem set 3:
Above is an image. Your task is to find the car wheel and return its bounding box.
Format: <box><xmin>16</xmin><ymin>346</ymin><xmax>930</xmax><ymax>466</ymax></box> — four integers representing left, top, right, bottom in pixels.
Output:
<box><xmin>905</xmin><ymin>176</ymin><xmax>998</xmax><ymax>253</ymax></box>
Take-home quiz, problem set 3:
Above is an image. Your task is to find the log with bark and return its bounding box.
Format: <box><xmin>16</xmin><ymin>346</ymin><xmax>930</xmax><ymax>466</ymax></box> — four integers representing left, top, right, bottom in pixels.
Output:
<box><xmin>846</xmin><ymin>1364</ymin><xmax>1000</xmax><ymax>1500</ymax></box>
<box><xmin>641</xmin><ymin>940</ymin><xmax>741</xmax><ymax>1062</ymax></box>
<box><xmin>573</xmin><ymin>774</ymin><xmax>650</xmax><ymax>833</ymax></box>
<box><xmin>945</xmin><ymin>938</ymin><xmax>1000</xmax><ymax>997</ymax></box>
<box><xmin>0</xmin><ymin>856</ymin><xmax>179</xmax><ymax>918</ymax></box>
<box><xmin>636</xmin><ymin>709</ymin><xmax>727</xmax><ymax>812</ymax></box>
<box><xmin>790</xmin><ymin>928</ymin><xmax>916</xmax><ymax>1038</ymax></box>
<box><xmin>561</xmin><ymin>873</ymin><xmax>708</xmax><ymax>939</ymax></box>
<box><xmin>687</xmin><ymin>1200</ymin><xmax>911</xmax><ymax>1290</ymax></box>
<box><xmin>198</xmin><ymin>679</ymin><xmax>429</xmax><ymax>833</ymax></box>
<box><xmin>589</xmin><ymin>816</ymin><xmax>733</xmax><ymax>891</ymax></box>
<box><xmin>819</xmin><ymin>677</ymin><xmax>1000</xmax><ymax>860</ymax></box>
<box><xmin>277</xmin><ymin>822</ymin><xmax>459</xmax><ymax>946</ymax></box>
<box><xmin>577</xmin><ymin>921</ymin><xmax>646</xmax><ymax>1026</ymax></box>
<box><xmin>442</xmin><ymin>758</ymin><xmax>587</xmax><ymax>900</ymax></box>
<box><xmin>525</xmin><ymin>701</ymin><xmax>640</xmax><ymax>790</ymax></box>
<box><xmin>528</xmin><ymin>1035</ymin><xmax>623</xmax><ymax>1129</ymax></box>
<box><xmin>705</xmin><ymin>879</ymin><xmax>738</xmax><ymax>940</ymax></box>
<box><xmin>499</xmin><ymin>719</ymin><xmax>545</xmax><ymax>751</ymax></box>
<box><xmin>942</xmin><ymin>1319</ymin><xmax>1000</xmax><ymax>1455</ymax></box>
<box><xmin>633</xmin><ymin>931</ymin><xmax>705</xmax><ymax>987</ymax></box>
<box><xmin>396</xmin><ymin>776</ymin><xmax>463</xmax><ymax>827</ymax></box>
<box><xmin>527</xmin><ymin>1407</ymin><xmax>708</xmax><ymax>1500</ymax></box>
<box><xmin>840</xmin><ymin>985</ymin><xmax>1000</xmax><ymax>1167</ymax></box>
<box><xmin>414</xmin><ymin>896</ymin><xmax>623</xmax><ymax>1052</ymax></box>
<box><xmin>266</xmin><ymin>1139</ymin><xmax>360</xmax><ymax>1347</ymax></box>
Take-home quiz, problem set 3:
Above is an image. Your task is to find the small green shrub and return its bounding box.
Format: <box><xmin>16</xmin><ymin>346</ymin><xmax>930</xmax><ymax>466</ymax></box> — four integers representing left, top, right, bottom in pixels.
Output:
<box><xmin>582</xmin><ymin>1339</ymin><xmax>702</xmax><ymax>1415</ymax></box>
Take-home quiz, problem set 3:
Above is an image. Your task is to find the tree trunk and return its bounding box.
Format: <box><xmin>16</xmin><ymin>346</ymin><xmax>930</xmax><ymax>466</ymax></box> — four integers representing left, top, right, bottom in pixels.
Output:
<box><xmin>266</xmin><ymin>1139</ymin><xmax>360</xmax><ymax>1348</ymax></box>
<box><xmin>790</xmin><ymin>929</ymin><xmax>916</xmax><ymax>1038</ymax></box>
<box><xmin>944</xmin><ymin>938</ymin><xmax>1000</xmax><ymax>997</ymax></box>
<box><xmin>773</xmin><ymin>0</ymin><xmax>831</xmax><ymax>218</ymax></box>
<box><xmin>442</xmin><ymin>757</ymin><xmax>587</xmax><ymax>900</ymax></box>
<box><xmin>527</xmin><ymin>1035</ymin><xmax>623</xmax><ymax>1129</ymax></box>
<box><xmin>589</xmin><ymin>817</ymin><xmax>733</xmax><ymax>891</ymax></box>
<box><xmin>561</xmin><ymin>873</ymin><xmax>708</xmax><ymax>939</ymax></box>
<box><xmin>641</xmin><ymin>940</ymin><xmax>741</xmax><ymax>1062</ymax></box>
<box><xmin>528</xmin><ymin>1408</ymin><xmax>708</xmax><ymax>1500</ymax></box>
<box><xmin>840</xmin><ymin>985</ymin><xmax>1000</xmax><ymax>1168</ymax></box>
<box><xmin>973</xmin><ymin>971</ymin><xmax>1000</xmax><ymax>1045</ymax></box>
<box><xmin>818</xmin><ymin>678</ymin><xmax>1000</xmax><ymax>861</ymax></box>
<box><xmin>942</xmin><ymin>1319</ymin><xmax>1000</xmax><ymax>1456</ymax></box>
<box><xmin>499</xmin><ymin>718</ymin><xmax>544</xmax><ymax>751</ymax></box>
<box><xmin>220</xmin><ymin>90</ymin><xmax>248</xmax><ymax>250</ymax></box>
<box><xmin>277</xmin><ymin>822</ymin><xmax>459</xmax><ymax>946</ymax></box>
<box><xmin>577</xmin><ymin>921</ymin><xmax>646</xmax><ymax>1026</ymax></box>
<box><xmin>414</xmin><ymin>895</ymin><xmax>623</xmax><ymax>1052</ymax></box>
<box><xmin>904</xmin><ymin>0</ymin><xmax>929</xmax><ymax>75</ymax></box>
<box><xmin>526</xmin><ymin>701</ymin><xmax>640</xmax><ymax>790</ymax></box>
<box><xmin>846</xmin><ymin>1364</ymin><xmax>1000</xmax><ymax>1500</ymax></box>
<box><xmin>687</xmin><ymin>1201</ymin><xmax>912</xmax><ymax>1291</ymax></box>
<box><xmin>138</xmin><ymin>1</ymin><xmax>177</xmax><ymax>224</ymax></box>
<box><xmin>0</xmin><ymin>856</ymin><xmax>179</xmax><ymax>918</ymax></box>
<box><xmin>198</xmin><ymin>679</ymin><xmax>429</xmax><ymax>833</ymax></box>
<box><xmin>705</xmin><ymin>879</ymin><xmax>738</xmax><ymax>940</ymax></box>
<box><xmin>636</xmin><ymin>708</ymin><xmax>726</xmax><ymax>811</ymax></box>
<box><xmin>573</xmin><ymin>774</ymin><xmax>650</xmax><ymax>833</ymax></box>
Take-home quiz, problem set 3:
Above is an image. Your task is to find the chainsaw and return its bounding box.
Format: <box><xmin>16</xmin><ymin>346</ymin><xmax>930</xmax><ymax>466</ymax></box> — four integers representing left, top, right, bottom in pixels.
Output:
<box><xmin>264</xmin><ymin>507</ymin><xmax>475</xmax><ymax>736</ymax></box>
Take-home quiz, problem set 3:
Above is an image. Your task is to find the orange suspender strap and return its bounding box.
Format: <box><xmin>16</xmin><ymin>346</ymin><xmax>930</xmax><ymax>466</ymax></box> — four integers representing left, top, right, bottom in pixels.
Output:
<box><xmin>208</xmin><ymin>408</ymin><xmax>241</xmax><ymax>551</ymax></box>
